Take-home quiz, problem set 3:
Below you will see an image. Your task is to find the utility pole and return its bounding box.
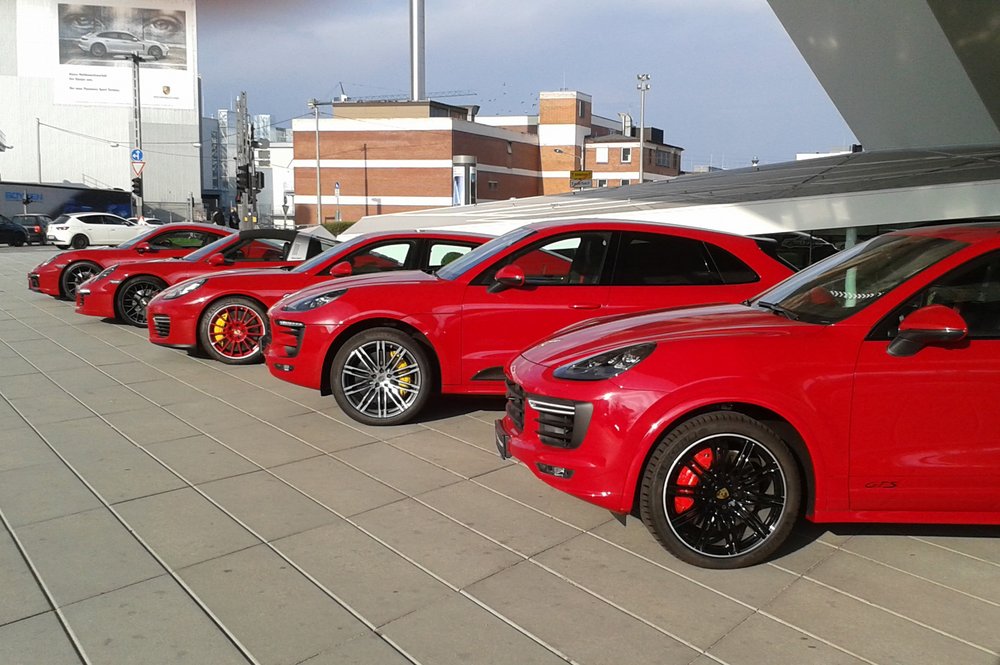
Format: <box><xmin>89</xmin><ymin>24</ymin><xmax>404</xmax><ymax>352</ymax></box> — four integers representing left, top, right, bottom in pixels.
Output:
<box><xmin>637</xmin><ymin>73</ymin><xmax>650</xmax><ymax>184</ymax></box>
<box><xmin>235</xmin><ymin>92</ymin><xmax>251</xmax><ymax>228</ymax></box>
<box><xmin>131</xmin><ymin>54</ymin><xmax>145</xmax><ymax>214</ymax></box>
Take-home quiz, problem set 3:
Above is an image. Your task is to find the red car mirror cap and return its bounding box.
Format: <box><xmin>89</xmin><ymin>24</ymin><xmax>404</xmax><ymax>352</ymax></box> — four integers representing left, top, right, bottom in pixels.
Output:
<box><xmin>134</xmin><ymin>241</ymin><xmax>152</xmax><ymax>253</ymax></box>
<box><xmin>489</xmin><ymin>264</ymin><xmax>526</xmax><ymax>293</ymax></box>
<box><xmin>207</xmin><ymin>253</ymin><xmax>227</xmax><ymax>266</ymax></box>
<box><xmin>889</xmin><ymin>304</ymin><xmax>968</xmax><ymax>357</ymax></box>
<box><xmin>330</xmin><ymin>261</ymin><xmax>353</xmax><ymax>278</ymax></box>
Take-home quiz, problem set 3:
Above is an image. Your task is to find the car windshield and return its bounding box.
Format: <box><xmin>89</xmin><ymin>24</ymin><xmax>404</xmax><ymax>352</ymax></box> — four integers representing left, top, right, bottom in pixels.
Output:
<box><xmin>434</xmin><ymin>227</ymin><xmax>535</xmax><ymax>281</ymax></box>
<box><xmin>183</xmin><ymin>234</ymin><xmax>238</xmax><ymax>261</ymax></box>
<box><xmin>751</xmin><ymin>233</ymin><xmax>966</xmax><ymax>324</ymax></box>
<box><xmin>289</xmin><ymin>238</ymin><xmax>354</xmax><ymax>273</ymax></box>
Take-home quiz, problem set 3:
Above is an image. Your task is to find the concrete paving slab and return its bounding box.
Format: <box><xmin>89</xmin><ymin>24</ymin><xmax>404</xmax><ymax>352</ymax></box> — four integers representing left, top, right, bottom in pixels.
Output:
<box><xmin>6</xmin><ymin>394</ymin><xmax>94</xmax><ymax>424</ymax></box>
<box><xmin>0</xmin><ymin>530</ymin><xmax>50</xmax><ymax>626</ymax></box>
<box><xmin>354</xmin><ymin>498</ymin><xmax>524</xmax><ymax>589</ymax></box>
<box><xmin>0</xmin><ymin>371</ymin><xmax>55</xmax><ymax>398</ymax></box>
<box><xmin>199</xmin><ymin>470</ymin><xmax>340</xmax><ymax>541</ymax></box>
<box><xmin>114</xmin><ymin>487</ymin><xmax>260</xmax><ymax>569</ymax></box>
<box><xmin>270</xmin><ymin>455</ymin><xmax>405</xmax><ymax>517</ymax></box>
<box><xmin>45</xmin><ymin>365</ymin><xmax>121</xmax><ymax>392</ymax></box>
<box><xmin>128</xmin><ymin>377</ymin><xmax>213</xmax><ymax>406</ymax></box>
<box><xmin>178</xmin><ymin>544</ymin><xmax>371</xmax><ymax>664</ymax></box>
<box><xmin>71</xmin><ymin>384</ymin><xmax>150</xmax><ymax>415</ymax></box>
<box><xmin>273</xmin><ymin>520</ymin><xmax>453</xmax><ymax>626</ymax></box>
<box><xmin>143</xmin><ymin>434</ymin><xmax>260</xmax><ymax>485</ymax></box>
<box><xmin>705</xmin><ymin>612</ymin><xmax>868</xmax><ymax>665</ymax></box>
<box><xmin>0</xmin><ymin>613</ymin><xmax>82</xmax><ymax>665</ymax></box>
<box><xmin>61</xmin><ymin>575</ymin><xmax>249</xmax><ymax>665</ymax></box>
<box><xmin>335</xmin><ymin>441</ymin><xmax>463</xmax><ymax>496</ymax></box>
<box><xmin>420</xmin><ymin>480</ymin><xmax>582</xmax><ymax>556</ymax></box>
<box><xmin>13</xmin><ymin>507</ymin><xmax>164</xmax><ymax>606</ymax></box>
<box><xmin>207</xmin><ymin>421</ymin><xmax>323</xmax><ymax>467</ymax></box>
<box><xmin>167</xmin><ymin>398</ymin><xmax>262</xmax><ymax>430</ymax></box>
<box><xmin>0</xmin><ymin>461</ymin><xmax>102</xmax><ymax>527</ymax></box>
<box><xmin>103</xmin><ymin>406</ymin><xmax>200</xmax><ymax>444</ymax></box>
<box><xmin>467</xmin><ymin>560</ymin><xmax>701</xmax><ymax>665</ymax></box>
<box><xmin>381</xmin><ymin>593</ymin><xmax>568</xmax><ymax>665</ymax></box>
<box><xmin>272</xmin><ymin>411</ymin><xmax>377</xmax><ymax>452</ymax></box>
<box><xmin>0</xmin><ymin>427</ymin><xmax>59</xmax><ymax>472</ymax></box>
<box><xmin>297</xmin><ymin>631</ymin><xmax>413</xmax><ymax>665</ymax></box>
<box><xmin>389</xmin><ymin>428</ymin><xmax>511</xmax><ymax>478</ymax></box>
<box><xmin>843</xmin><ymin>528</ymin><xmax>1000</xmax><ymax>585</ymax></box>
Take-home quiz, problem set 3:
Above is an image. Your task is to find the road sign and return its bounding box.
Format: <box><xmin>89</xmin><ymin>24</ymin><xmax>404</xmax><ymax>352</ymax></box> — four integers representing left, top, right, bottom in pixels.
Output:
<box><xmin>570</xmin><ymin>170</ymin><xmax>593</xmax><ymax>189</ymax></box>
<box><xmin>131</xmin><ymin>161</ymin><xmax>145</xmax><ymax>177</ymax></box>
<box><xmin>130</xmin><ymin>148</ymin><xmax>144</xmax><ymax>162</ymax></box>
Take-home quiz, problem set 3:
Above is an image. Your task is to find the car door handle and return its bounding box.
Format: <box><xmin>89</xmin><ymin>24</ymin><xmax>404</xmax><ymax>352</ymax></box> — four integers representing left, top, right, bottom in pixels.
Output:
<box><xmin>570</xmin><ymin>303</ymin><xmax>601</xmax><ymax>310</ymax></box>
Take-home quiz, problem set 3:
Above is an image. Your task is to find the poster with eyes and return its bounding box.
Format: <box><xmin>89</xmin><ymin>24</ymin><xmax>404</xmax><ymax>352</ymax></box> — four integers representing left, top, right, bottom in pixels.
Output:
<box><xmin>51</xmin><ymin>1</ymin><xmax>195</xmax><ymax>109</ymax></box>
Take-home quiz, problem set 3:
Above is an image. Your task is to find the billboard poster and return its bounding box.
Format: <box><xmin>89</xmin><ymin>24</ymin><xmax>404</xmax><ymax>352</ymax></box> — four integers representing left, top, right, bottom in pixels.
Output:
<box><xmin>48</xmin><ymin>2</ymin><xmax>195</xmax><ymax>109</ymax></box>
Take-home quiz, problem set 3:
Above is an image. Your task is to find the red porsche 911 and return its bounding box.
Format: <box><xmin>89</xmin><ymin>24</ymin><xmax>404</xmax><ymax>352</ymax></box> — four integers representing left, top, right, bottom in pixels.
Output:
<box><xmin>76</xmin><ymin>227</ymin><xmax>336</xmax><ymax>327</ymax></box>
<box><xmin>264</xmin><ymin>220</ymin><xmax>795</xmax><ymax>426</ymax></box>
<box><xmin>27</xmin><ymin>223</ymin><xmax>231</xmax><ymax>299</ymax></box>
<box><xmin>497</xmin><ymin>222</ymin><xmax>1000</xmax><ymax>569</ymax></box>
<box><xmin>145</xmin><ymin>229</ymin><xmax>488</xmax><ymax>365</ymax></box>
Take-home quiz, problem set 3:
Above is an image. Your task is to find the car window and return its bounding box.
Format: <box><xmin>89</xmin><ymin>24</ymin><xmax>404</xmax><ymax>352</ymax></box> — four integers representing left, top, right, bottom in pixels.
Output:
<box><xmin>479</xmin><ymin>232</ymin><xmax>611</xmax><ymax>286</ymax></box>
<box><xmin>872</xmin><ymin>250</ymin><xmax>1000</xmax><ymax>340</ymax></box>
<box><xmin>150</xmin><ymin>230</ymin><xmax>217</xmax><ymax>249</ymax></box>
<box><xmin>612</xmin><ymin>233</ymin><xmax>724</xmax><ymax>286</ymax></box>
<box><xmin>341</xmin><ymin>241</ymin><xmax>414</xmax><ymax>275</ymax></box>
<box><xmin>705</xmin><ymin>243</ymin><xmax>760</xmax><ymax>284</ymax></box>
<box><xmin>429</xmin><ymin>242</ymin><xmax>477</xmax><ymax>271</ymax></box>
<box><xmin>226</xmin><ymin>238</ymin><xmax>287</xmax><ymax>261</ymax></box>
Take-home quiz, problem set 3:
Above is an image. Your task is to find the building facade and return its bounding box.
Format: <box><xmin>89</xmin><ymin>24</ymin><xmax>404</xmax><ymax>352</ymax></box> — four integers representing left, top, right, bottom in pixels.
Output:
<box><xmin>0</xmin><ymin>0</ymin><xmax>201</xmax><ymax>220</ymax></box>
<box><xmin>293</xmin><ymin>90</ymin><xmax>682</xmax><ymax>224</ymax></box>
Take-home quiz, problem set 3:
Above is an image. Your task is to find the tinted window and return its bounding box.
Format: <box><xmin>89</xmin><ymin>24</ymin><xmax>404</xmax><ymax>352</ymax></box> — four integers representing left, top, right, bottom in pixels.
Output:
<box><xmin>429</xmin><ymin>242</ymin><xmax>477</xmax><ymax>271</ymax></box>
<box><xmin>339</xmin><ymin>241</ymin><xmax>413</xmax><ymax>275</ymax></box>
<box><xmin>704</xmin><ymin>243</ymin><xmax>760</xmax><ymax>284</ymax></box>
<box><xmin>612</xmin><ymin>233</ymin><xmax>722</xmax><ymax>286</ymax></box>
<box><xmin>225</xmin><ymin>238</ymin><xmax>286</xmax><ymax>261</ymax></box>
<box><xmin>150</xmin><ymin>230</ymin><xmax>217</xmax><ymax>249</ymax></box>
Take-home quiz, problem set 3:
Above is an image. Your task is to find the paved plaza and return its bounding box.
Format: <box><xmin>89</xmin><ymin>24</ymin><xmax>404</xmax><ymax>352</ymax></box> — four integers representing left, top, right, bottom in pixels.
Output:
<box><xmin>1</xmin><ymin>245</ymin><xmax>998</xmax><ymax>665</ymax></box>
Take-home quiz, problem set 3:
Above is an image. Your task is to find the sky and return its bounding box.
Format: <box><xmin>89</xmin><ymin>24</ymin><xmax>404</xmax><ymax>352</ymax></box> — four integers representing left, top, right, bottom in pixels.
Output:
<box><xmin>196</xmin><ymin>0</ymin><xmax>857</xmax><ymax>169</ymax></box>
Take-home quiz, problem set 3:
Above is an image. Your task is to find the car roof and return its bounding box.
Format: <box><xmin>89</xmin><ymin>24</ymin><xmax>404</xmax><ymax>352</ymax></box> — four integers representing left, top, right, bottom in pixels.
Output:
<box><xmin>521</xmin><ymin>218</ymin><xmax>757</xmax><ymax>241</ymax></box>
<box><xmin>351</xmin><ymin>229</ymin><xmax>492</xmax><ymax>242</ymax></box>
<box><xmin>890</xmin><ymin>221</ymin><xmax>1000</xmax><ymax>243</ymax></box>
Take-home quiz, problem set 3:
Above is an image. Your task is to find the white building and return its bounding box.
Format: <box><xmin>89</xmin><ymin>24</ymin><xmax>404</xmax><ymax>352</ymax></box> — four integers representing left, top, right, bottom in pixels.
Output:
<box><xmin>0</xmin><ymin>0</ymin><xmax>201</xmax><ymax>219</ymax></box>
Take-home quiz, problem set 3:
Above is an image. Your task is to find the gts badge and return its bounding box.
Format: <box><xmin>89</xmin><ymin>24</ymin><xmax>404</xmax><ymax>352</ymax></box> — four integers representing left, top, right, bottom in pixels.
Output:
<box><xmin>865</xmin><ymin>481</ymin><xmax>897</xmax><ymax>489</ymax></box>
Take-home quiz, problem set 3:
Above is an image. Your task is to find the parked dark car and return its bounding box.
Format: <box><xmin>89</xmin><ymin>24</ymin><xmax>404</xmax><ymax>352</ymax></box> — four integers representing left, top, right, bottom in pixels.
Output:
<box><xmin>0</xmin><ymin>216</ymin><xmax>30</xmax><ymax>247</ymax></box>
<box><xmin>12</xmin><ymin>214</ymin><xmax>54</xmax><ymax>245</ymax></box>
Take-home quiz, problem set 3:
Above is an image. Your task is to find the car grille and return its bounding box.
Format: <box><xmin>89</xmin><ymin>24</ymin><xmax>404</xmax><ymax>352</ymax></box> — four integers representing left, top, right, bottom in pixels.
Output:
<box><xmin>272</xmin><ymin>321</ymin><xmax>304</xmax><ymax>358</ymax></box>
<box><xmin>529</xmin><ymin>397</ymin><xmax>579</xmax><ymax>448</ymax></box>
<box><xmin>505</xmin><ymin>379</ymin><xmax>525</xmax><ymax>430</ymax></box>
<box><xmin>151</xmin><ymin>315</ymin><xmax>170</xmax><ymax>338</ymax></box>
<box><xmin>28</xmin><ymin>274</ymin><xmax>39</xmax><ymax>289</ymax></box>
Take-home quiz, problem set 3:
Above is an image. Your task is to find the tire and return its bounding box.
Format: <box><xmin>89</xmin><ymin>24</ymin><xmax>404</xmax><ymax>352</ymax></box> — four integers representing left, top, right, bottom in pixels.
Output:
<box><xmin>639</xmin><ymin>412</ymin><xmax>801</xmax><ymax>569</ymax></box>
<box><xmin>71</xmin><ymin>234</ymin><xmax>89</xmax><ymax>250</ymax></box>
<box><xmin>331</xmin><ymin>327</ymin><xmax>432</xmax><ymax>426</ymax></box>
<box><xmin>61</xmin><ymin>261</ymin><xmax>100</xmax><ymax>299</ymax></box>
<box><xmin>56</xmin><ymin>245</ymin><xmax>69</xmax><ymax>250</ymax></box>
<box><xmin>115</xmin><ymin>276</ymin><xmax>166</xmax><ymax>327</ymax></box>
<box><xmin>148</xmin><ymin>46</ymin><xmax>163</xmax><ymax>58</ymax></box>
<box><xmin>12</xmin><ymin>237</ymin><xmax>25</xmax><ymax>247</ymax></box>
<box><xmin>90</xmin><ymin>43</ymin><xmax>106</xmax><ymax>56</ymax></box>
<box><xmin>199</xmin><ymin>297</ymin><xmax>267</xmax><ymax>365</ymax></box>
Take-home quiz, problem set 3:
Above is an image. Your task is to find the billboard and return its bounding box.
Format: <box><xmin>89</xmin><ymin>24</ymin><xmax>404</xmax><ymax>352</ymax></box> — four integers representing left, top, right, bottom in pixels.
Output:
<box><xmin>16</xmin><ymin>1</ymin><xmax>197</xmax><ymax>110</ymax></box>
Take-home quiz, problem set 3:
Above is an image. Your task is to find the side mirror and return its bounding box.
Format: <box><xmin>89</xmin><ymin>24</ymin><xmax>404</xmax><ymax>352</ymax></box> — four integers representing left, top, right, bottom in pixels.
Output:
<box><xmin>134</xmin><ymin>241</ymin><xmax>153</xmax><ymax>254</ymax></box>
<box><xmin>207</xmin><ymin>253</ymin><xmax>227</xmax><ymax>267</ymax></box>
<box><xmin>488</xmin><ymin>264</ymin><xmax>526</xmax><ymax>294</ymax></box>
<box><xmin>330</xmin><ymin>261</ymin><xmax>353</xmax><ymax>278</ymax></box>
<box><xmin>888</xmin><ymin>304</ymin><xmax>968</xmax><ymax>357</ymax></box>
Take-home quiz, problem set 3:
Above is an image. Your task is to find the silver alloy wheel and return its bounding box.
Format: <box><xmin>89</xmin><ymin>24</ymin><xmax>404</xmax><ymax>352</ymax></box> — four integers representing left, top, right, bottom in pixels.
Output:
<box><xmin>340</xmin><ymin>338</ymin><xmax>422</xmax><ymax>420</ymax></box>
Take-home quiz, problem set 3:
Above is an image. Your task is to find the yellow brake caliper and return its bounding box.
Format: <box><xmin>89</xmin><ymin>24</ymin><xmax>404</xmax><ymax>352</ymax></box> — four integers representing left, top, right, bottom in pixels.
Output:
<box><xmin>390</xmin><ymin>350</ymin><xmax>411</xmax><ymax>396</ymax></box>
<box><xmin>212</xmin><ymin>311</ymin><xmax>228</xmax><ymax>343</ymax></box>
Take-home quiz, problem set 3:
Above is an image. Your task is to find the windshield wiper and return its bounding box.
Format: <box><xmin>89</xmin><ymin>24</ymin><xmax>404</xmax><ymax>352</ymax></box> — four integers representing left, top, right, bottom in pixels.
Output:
<box><xmin>756</xmin><ymin>300</ymin><xmax>800</xmax><ymax>320</ymax></box>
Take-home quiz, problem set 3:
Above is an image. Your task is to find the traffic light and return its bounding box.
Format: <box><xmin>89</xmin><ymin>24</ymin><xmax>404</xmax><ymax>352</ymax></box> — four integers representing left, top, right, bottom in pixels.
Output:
<box><xmin>131</xmin><ymin>176</ymin><xmax>143</xmax><ymax>197</ymax></box>
<box><xmin>254</xmin><ymin>171</ymin><xmax>264</xmax><ymax>192</ymax></box>
<box><xmin>236</xmin><ymin>164</ymin><xmax>250</xmax><ymax>191</ymax></box>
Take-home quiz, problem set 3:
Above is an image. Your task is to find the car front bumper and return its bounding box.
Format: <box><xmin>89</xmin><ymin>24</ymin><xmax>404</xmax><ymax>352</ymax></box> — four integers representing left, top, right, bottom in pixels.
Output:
<box><xmin>75</xmin><ymin>280</ymin><xmax>117</xmax><ymax>318</ymax></box>
<box><xmin>146</xmin><ymin>298</ymin><xmax>200</xmax><ymax>349</ymax></box>
<box><xmin>263</xmin><ymin>316</ymin><xmax>339</xmax><ymax>392</ymax></box>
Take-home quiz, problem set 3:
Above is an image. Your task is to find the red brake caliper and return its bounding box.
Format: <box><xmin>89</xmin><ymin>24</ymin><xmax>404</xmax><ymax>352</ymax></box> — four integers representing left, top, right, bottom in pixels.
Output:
<box><xmin>674</xmin><ymin>448</ymin><xmax>714</xmax><ymax>513</ymax></box>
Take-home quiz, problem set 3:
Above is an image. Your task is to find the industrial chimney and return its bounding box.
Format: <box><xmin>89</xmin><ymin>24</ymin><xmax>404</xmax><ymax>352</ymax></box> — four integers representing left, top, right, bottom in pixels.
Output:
<box><xmin>410</xmin><ymin>0</ymin><xmax>425</xmax><ymax>101</ymax></box>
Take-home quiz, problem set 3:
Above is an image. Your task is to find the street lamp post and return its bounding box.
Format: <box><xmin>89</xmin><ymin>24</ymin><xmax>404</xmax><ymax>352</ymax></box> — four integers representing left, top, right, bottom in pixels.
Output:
<box><xmin>307</xmin><ymin>98</ymin><xmax>334</xmax><ymax>225</ymax></box>
<box><xmin>636</xmin><ymin>73</ymin><xmax>651</xmax><ymax>184</ymax></box>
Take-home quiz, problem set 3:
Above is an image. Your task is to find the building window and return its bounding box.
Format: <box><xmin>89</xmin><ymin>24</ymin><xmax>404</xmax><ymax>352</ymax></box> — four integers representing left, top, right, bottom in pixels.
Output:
<box><xmin>596</xmin><ymin>147</ymin><xmax>609</xmax><ymax>164</ymax></box>
<box><xmin>488</xmin><ymin>180</ymin><xmax>499</xmax><ymax>191</ymax></box>
<box><xmin>621</xmin><ymin>147</ymin><xmax>632</xmax><ymax>163</ymax></box>
<box><xmin>656</xmin><ymin>150</ymin><xmax>671</xmax><ymax>167</ymax></box>
<box><xmin>597</xmin><ymin>179</ymin><xmax>608</xmax><ymax>188</ymax></box>
<box><xmin>621</xmin><ymin>179</ymin><xmax>630</xmax><ymax>186</ymax></box>
<box><xmin>578</xmin><ymin>100</ymin><xmax>584</xmax><ymax>118</ymax></box>
<box><xmin>506</xmin><ymin>141</ymin><xmax>513</xmax><ymax>154</ymax></box>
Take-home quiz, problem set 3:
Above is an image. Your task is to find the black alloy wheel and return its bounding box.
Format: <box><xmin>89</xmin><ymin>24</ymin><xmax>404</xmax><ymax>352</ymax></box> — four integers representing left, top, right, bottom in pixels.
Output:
<box><xmin>639</xmin><ymin>412</ymin><xmax>800</xmax><ymax>569</ymax></box>
<box><xmin>61</xmin><ymin>261</ymin><xmax>100</xmax><ymax>299</ymax></box>
<box><xmin>331</xmin><ymin>327</ymin><xmax>433</xmax><ymax>426</ymax></box>
<box><xmin>71</xmin><ymin>234</ymin><xmax>89</xmax><ymax>249</ymax></box>
<box><xmin>116</xmin><ymin>276</ymin><xmax>166</xmax><ymax>327</ymax></box>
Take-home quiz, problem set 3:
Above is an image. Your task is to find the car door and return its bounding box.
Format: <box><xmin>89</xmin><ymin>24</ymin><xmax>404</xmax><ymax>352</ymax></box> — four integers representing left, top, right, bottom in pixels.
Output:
<box><xmin>850</xmin><ymin>251</ymin><xmax>1000</xmax><ymax>513</ymax></box>
<box><xmin>105</xmin><ymin>216</ymin><xmax>137</xmax><ymax>244</ymax></box>
<box><xmin>80</xmin><ymin>215</ymin><xmax>109</xmax><ymax>244</ymax></box>
<box><xmin>459</xmin><ymin>231</ymin><xmax>611</xmax><ymax>384</ymax></box>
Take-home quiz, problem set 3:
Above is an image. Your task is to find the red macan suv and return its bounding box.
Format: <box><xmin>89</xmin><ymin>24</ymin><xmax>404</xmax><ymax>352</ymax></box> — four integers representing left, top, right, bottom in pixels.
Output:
<box><xmin>263</xmin><ymin>220</ymin><xmax>794</xmax><ymax>425</ymax></box>
<box><xmin>146</xmin><ymin>230</ymin><xmax>487</xmax><ymax>365</ymax></box>
<box><xmin>498</xmin><ymin>222</ymin><xmax>1000</xmax><ymax>568</ymax></box>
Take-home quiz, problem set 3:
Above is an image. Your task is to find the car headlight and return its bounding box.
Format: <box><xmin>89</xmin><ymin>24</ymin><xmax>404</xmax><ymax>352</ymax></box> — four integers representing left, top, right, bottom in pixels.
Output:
<box><xmin>161</xmin><ymin>279</ymin><xmax>205</xmax><ymax>300</ymax></box>
<box><xmin>553</xmin><ymin>342</ymin><xmax>656</xmax><ymax>381</ymax></box>
<box><xmin>92</xmin><ymin>265</ymin><xmax>118</xmax><ymax>281</ymax></box>
<box><xmin>282</xmin><ymin>288</ymin><xmax>347</xmax><ymax>312</ymax></box>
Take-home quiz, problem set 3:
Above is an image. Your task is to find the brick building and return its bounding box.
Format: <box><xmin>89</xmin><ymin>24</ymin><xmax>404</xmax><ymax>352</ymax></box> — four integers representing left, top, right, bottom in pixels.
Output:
<box><xmin>292</xmin><ymin>90</ymin><xmax>682</xmax><ymax>224</ymax></box>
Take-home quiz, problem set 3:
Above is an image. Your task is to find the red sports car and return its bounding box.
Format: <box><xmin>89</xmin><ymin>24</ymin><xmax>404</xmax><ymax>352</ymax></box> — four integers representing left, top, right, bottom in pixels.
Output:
<box><xmin>146</xmin><ymin>230</ymin><xmax>488</xmax><ymax>365</ymax></box>
<box><xmin>264</xmin><ymin>220</ymin><xmax>794</xmax><ymax>425</ymax></box>
<box><xmin>27</xmin><ymin>223</ymin><xmax>231</xmax><ymax>299</ymax></box>
<box><xmin>497</xmin><ymin>222</ymin><xmax>1000</xmax><ymax>569</ymax></box>
<box><xmin>76</xmin><ymin>227</ymin><xmax>337</xmax><ymax>327</ymax></box>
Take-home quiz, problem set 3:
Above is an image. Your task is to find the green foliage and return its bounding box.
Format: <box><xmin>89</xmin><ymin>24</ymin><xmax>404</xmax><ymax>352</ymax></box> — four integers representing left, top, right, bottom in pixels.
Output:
<box><xmin>322</xmin><ymin>221</ymin><xmax>355</xmax><ymax>236</ymax></box>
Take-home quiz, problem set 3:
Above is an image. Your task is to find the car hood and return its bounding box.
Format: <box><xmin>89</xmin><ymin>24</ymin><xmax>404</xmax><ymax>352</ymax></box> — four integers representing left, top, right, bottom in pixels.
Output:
<box><xmin>280</xmin><ymin>269</ymin><xmax>438</xmax><ymax>300</ymax></box>
<box><xmin>521</xmin><ymin>303</ymin><xmax>806</xmax><ymax>367</ymax></box>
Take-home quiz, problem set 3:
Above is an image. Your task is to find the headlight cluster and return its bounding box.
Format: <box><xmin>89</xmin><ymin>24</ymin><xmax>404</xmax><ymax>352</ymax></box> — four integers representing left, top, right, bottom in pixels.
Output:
<box><xmin>92</xmin><ymin>265</ymin><xmax>118</xmax><ymax>281</ymax></box>
<box><xmin>553</xmin><ymin>342</ymin><xmax>656</xmax><ymax>381</ymax></box>
<box><xmin>161</xmin><ymin>279</ymin><xmax>205</xmax><ymax>300</ymax></box>
<box><xmin>283</xmin><ymin>288</ymin><xmax>347</xmax><ymax>312</ymax></box>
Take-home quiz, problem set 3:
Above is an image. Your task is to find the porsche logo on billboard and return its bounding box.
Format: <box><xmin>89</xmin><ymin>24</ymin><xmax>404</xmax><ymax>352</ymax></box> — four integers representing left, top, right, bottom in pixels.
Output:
<box><xmin>162</xmin><ymin>86</ymin><xmax>171</xmax><ymax>95</ymax></box>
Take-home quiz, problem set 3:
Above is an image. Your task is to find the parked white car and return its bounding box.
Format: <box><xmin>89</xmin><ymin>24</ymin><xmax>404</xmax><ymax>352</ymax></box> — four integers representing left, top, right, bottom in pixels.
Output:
<box><xmin>46</xmin><ymin>212</ymin><xmax>144</xmax><ymax>249</ymax></box>
<box><xmin>77</xmin><ymin>31</ymin><xmax>170</xmax><ymax>60</ymax></box>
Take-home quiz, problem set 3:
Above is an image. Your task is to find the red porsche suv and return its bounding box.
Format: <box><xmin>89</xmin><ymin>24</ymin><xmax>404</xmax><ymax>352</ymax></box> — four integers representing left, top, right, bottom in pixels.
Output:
<box><xmin>264</xmin><ymin>220</ymin><xmax>794</xmax><ymax>425</ymax></box>
<box><xmin>498</xmin><ymin>222</ymin><xmax>1000</xmax><ymax>568</ymax></box>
